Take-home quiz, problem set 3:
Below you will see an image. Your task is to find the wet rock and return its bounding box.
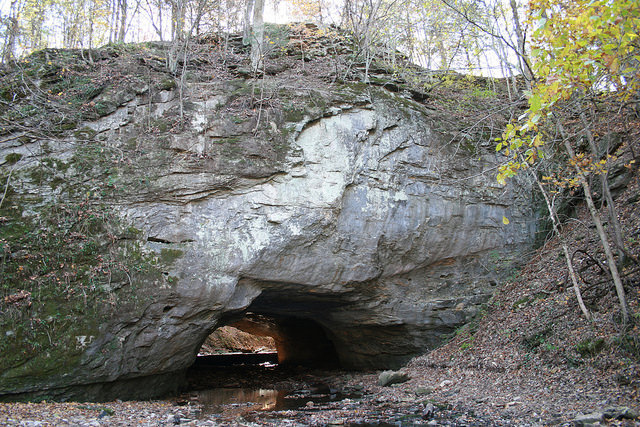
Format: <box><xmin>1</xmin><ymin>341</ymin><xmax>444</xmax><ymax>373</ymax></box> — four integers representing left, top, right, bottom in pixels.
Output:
<box><xmin>572</xmin><ymin>412</ymin><xmax>604</xmax><ymax>426</ymax></box>
<box><xmin>310</xmin><ymin>382</ymin><xmax>332</xmax><ymax>394</ymax></box>
<box><xmin>603</xmin><ymin>406</ymin><xmax>638</xmax><ymax>420</ymax></box>
<box><xmin>422</xmin><ymin>403</ymin><xmax>437</xmax><ymax>419</ymax></box>
<box><xmin>378</xmin><ymin>370</ymin><xmax>410</xmax><ymax>386</ymax></box>
<box><xmin>415</xmin><ymin>386</ymin><xmax>434</xmax><ymax>396</ymax></box>
<box><xmin>572</xmin><ymin>406</ymin><xmax>638</xmax><ymax>426</ymax></box>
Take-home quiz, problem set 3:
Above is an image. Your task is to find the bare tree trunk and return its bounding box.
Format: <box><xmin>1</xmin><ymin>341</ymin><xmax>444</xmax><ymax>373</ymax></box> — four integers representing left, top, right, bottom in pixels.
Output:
<box><xmin>157</xmin><ymin>2</ymin><xmax>163</xmax><ymax>40</ymax></box>
<box><xmin>87</xmin><ymin>1</ymin><xmax>96</xmax><ymax>63</ymax></box>
<box><xmin>436</xmin><ymin>37</ymin><xmax>447</xmax><ymax>71</ymax></box>
<box><xmin>2</xmin><ymin>16</ymin><xmax>18</xmax><ymax>64</ymax></box>
<box><xmin>318</xmin><ymin>0</ymin><xmax>324</xmax><ymax>23</ymax></box>
<box><xmin>168</xmin><ymin>0</ymin><xmax>185</xmax><ymax>41</ymax></box>
<box><xmin>178</xmin><ymin>36</ymin><xmax>189</xmax><ymax>119</ymax></box>
<box><xmin>525</xmin><ymin>160</ymin><xmax>591</xmax><ymax>319</ymax></box>
<box><xmin>118</xmin><ymin>0</ymin><xmax>128</xmax><ymax>42</ymax></box>
<box><xmin>558</xmin><ymin>121</ymin><xmax>629</xmax><ymax>323</ymax></box>
<box><xmin>509</xmin><ymin>0</ymin><xmax>532</xmax><ymax>88</ymax></box>
<box><xmin>109</xmin><ymin>0</ymin><xmax>118</xmax><ymax>43</ymax></box>
<box><xmin>28</xmin><ymin>0</ymin><xmax>45</xmax><ymax>51</ymax></box>
<box><xmin>166</xmin><ymin>0</ymin><xmax>185</xmax><ymax>73</ymax></box>
<box><xmin>243</xmin><ymin>0</ymin><xmax>255</xmax><ymax>46</ymax></box>
<box><xmin>144</xmin><ymin>0</ymin><xmax>164</xmax><ymax>40</ymax></box>
<box><xmin>580</xmin><ymin>111</ymin><xmax>627</xmax><ymax>267</ymax></box>
<box><xmin>250</xmin><ymin>0</ymin><xmax>264</xmax><ymax>72</ymax></box>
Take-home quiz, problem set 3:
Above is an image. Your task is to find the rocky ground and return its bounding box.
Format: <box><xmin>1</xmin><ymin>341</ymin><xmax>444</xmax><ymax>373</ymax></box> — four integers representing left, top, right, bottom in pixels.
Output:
<box><xmin>0</xmin><ymin>361</ymin><xmax>637</xmax><ymax>426</ymax></box>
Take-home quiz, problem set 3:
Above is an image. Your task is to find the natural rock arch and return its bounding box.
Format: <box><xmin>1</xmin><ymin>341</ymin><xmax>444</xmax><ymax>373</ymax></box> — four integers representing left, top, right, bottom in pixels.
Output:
<box><xmin>0</xmin><ymin>48</ymin><xmax>537</xmax><ymax>401</ymax></box>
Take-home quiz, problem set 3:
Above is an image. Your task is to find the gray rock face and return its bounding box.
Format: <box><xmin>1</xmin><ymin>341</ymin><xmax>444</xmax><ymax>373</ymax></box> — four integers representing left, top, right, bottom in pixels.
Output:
<box><xmin>0</xmin><ymin>76</ymin><xmax>536</xmax><ymax>400</ymax></box>
<box><xmin>378</xmin><ymin>370</ymin><xmax>410</xmax><ymax>387</ymax></box>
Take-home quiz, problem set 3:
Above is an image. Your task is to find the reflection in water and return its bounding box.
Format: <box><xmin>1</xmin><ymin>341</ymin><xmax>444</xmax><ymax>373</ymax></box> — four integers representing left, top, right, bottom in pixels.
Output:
<box><xmin>196</xmin><ymin>387</ymin><xmax>358</xmax><ymax>417</ymax></box>
<box><xmin>197</xmin><ymin>388</ymin><xmax>284</xmax><ymax>415</ymax></box>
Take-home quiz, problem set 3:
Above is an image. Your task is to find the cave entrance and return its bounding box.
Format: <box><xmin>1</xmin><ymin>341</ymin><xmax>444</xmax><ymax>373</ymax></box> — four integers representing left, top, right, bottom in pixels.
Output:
<box><xmin>231</xmin><ymin>313</ymin><xmax>340</xmax><ymax>367</ymax></box>
<box><xmin>184</xmin><ymin>290</ymin><xmax>352</xmax><ymax>413</ymax></box>
<box><xmin>192</xmin><ymin>313</ymin><xmax>340</xmax><ymax>370</ymax></box>
<box><xmin>194</xmin><ymin>324</ymin><xmax>278</xmax><ymax>367</ymax></box>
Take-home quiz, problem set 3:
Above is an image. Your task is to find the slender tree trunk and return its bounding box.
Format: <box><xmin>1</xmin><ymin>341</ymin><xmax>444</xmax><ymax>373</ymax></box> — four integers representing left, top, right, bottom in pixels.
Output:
<box><xmin>509</xmin><ymin>0</ymin><xmax>532</xmax><ymax>88</ymax></box>
<box><xmin>2</xmin><ymin>16</ymin><xmax>18</xmax><ymax>64</ymax></box>
<box><xmin>166</xmin><ymin>0</ymin><xmax>185</xmax><ymax>73</ymax></box>
<box><xmin>243</xmin><ymin>0</ymin><xmax>255</xmax><ymax>46</ymax></box>
<box><xmin>250</xmin><ymin>0</ymin><xmax>265</xmax><ymax>72</ymax></box>
<box><xmin>29</xmin><ymin>1</ymin><xmax>45</xmax><ymax>51</ymax></box>
<box><xmin>87</xmin><ymin>2</ymin><xmax>95</xmax><ymax>63</ymax></box>
<box><xmin>558</xmin><ymin>121</ymin><xmax>629</xmax><ymax>323</ymax></box>
<box><xmin>118</xmin><ymin>0</ymin><xmax>128</xmax><ymax>42</ymax></box>
<box><xmin>580</xmin><ymin>111</ymin><xmax>627</xmax><ymax>267</ymax></box>
<box><xmin>526</xmin><ymin>161</ymin><xmax>591</xmax><ymax>319</ymax></box>
<box><xmin>436</xmin><ymin>37</ymin><xmax>447</xmax><ymax>70</ymax></box>
<box><xmin>173</xmin><ymin>0</ymin><xmax>185</xmax><ymax>40</ymax></box>
<box><xmin>111</xmin><ymin>0</ymin><xmax>118</xmax><ymax>42</ymax></box>
<box><xmin>158</xmin><ymin>2</ymin><xmax>163</xmax><ymax>41</ymax></box>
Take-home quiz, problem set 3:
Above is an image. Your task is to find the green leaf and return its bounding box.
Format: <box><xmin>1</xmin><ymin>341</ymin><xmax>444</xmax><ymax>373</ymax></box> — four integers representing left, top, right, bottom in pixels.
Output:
<box><xmin>531</xmin><ymin>113</ymin><xmax>541</xmax><ymax>124</ymax></box>
<box><xmin>496</xmin><ymin>142</ymin><xmax>503</xmax><ymax>151</ymax></box>
<box><xmin>529</xmin><ymin>94</ymin><xmax>542</xmax><ymax>112</ymax></box>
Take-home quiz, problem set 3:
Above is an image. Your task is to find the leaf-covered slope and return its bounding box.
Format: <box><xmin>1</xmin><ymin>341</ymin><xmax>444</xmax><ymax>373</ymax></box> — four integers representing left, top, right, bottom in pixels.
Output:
<box><xmin>405</xmin><ymin>132</ymin><xmax>640</xmax><ymax>423</ymax></box>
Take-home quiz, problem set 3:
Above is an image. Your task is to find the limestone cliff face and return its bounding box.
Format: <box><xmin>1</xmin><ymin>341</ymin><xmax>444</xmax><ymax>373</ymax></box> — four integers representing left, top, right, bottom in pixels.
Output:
<box><xmin>0</xmin><ymin>43</ymin><xmax>536</xmax><ymax>400</ymax></box>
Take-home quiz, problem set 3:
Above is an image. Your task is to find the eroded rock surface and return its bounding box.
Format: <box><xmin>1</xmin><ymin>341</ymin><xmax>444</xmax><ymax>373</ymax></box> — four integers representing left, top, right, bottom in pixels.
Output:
<box><xmin>0</xmin><ymin>40</ymin><xmax>536</xmax><ymax>400</ymax></box>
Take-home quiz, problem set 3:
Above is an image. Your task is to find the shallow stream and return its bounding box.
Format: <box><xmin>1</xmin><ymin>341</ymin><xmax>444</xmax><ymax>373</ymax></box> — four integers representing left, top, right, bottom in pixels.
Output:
<box><xmin>194</xmin><ymin>386</ymin><xmax>363</xmax><ymax>416</ymax></box>
<box><xmin>181</xmin><ymin>354</ymin><xmax>481</xmax><ymax>426</ymax></box>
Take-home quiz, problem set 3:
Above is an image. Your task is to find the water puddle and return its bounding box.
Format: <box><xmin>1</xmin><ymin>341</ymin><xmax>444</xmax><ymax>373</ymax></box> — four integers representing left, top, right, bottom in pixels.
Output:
<box><xmin>197</xmin><ymin>388</ymin><xmax>283</xmax><ymax>413</ymax></box>
<box><xmin>195</xmin><ymin>387</ymin><xmax>362</xmax><ymax>417</ymax></box>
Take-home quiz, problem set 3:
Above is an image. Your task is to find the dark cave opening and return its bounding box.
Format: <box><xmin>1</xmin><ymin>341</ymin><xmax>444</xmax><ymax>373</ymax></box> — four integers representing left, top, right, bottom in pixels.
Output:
<box><xmin>185</xmin><ymin>284</ymin><xmax>349</xmax><ymax>403</ymax></box>
<box><xmin>192</xmin><ymin>312</ymin><xmax>340</xmax><ymax>370</ymax></box>
<box><xmin>231</xmin><ymin>314</ymin><xmax>340</xmax><ymax>368</ymax></box>
<box><xmin>186</xmin><ymin>315</ymin><xmax>342</xmax><ymax>407</ymax></box>
<box><xmin>186</xmin><ymin>285</ymin><xmax>348</xmax><ymax>397</ymax></box>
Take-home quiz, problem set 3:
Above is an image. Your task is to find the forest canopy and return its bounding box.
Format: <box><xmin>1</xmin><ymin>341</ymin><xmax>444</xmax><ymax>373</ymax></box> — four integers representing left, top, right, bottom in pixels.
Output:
<box><xmin>1</xmin><ymin>0</ymin><xmax>534</xmax><ymax>79</ymax></box>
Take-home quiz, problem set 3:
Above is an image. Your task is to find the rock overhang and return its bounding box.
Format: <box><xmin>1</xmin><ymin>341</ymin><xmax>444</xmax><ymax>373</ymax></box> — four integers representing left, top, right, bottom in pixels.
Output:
<box><xmin>0</xmin><ymin>44</ymin><xmax>538</xmax><ymax>400</ymax></box>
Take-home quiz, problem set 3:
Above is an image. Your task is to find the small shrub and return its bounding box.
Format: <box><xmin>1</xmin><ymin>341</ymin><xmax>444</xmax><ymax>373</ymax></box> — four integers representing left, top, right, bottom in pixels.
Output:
<box><xmin>4</xmin><ymin>153</ymin><xmax>23</xmax><ymax>165</ymax></box>
<box><xmin>612</xmin><ymin>334</ymin><xmax>640</xmax><ymax>361</ymax></box>
<box><xmin>522</xmin><ymin>327</ymin><xmax>552</xmax><ymax>351</ymax></box>
<box><xmin>575</xmin><ymin>337</ymin><xmax>606</xmax><ymax>357</ymax></box>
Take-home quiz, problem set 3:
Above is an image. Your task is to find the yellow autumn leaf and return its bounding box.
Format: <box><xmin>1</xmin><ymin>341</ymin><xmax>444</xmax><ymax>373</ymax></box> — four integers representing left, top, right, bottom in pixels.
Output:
<box><xmin>502</xmin><ymin>216</ymin><xmax>510</xmax><ymax>225</ymax></box>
